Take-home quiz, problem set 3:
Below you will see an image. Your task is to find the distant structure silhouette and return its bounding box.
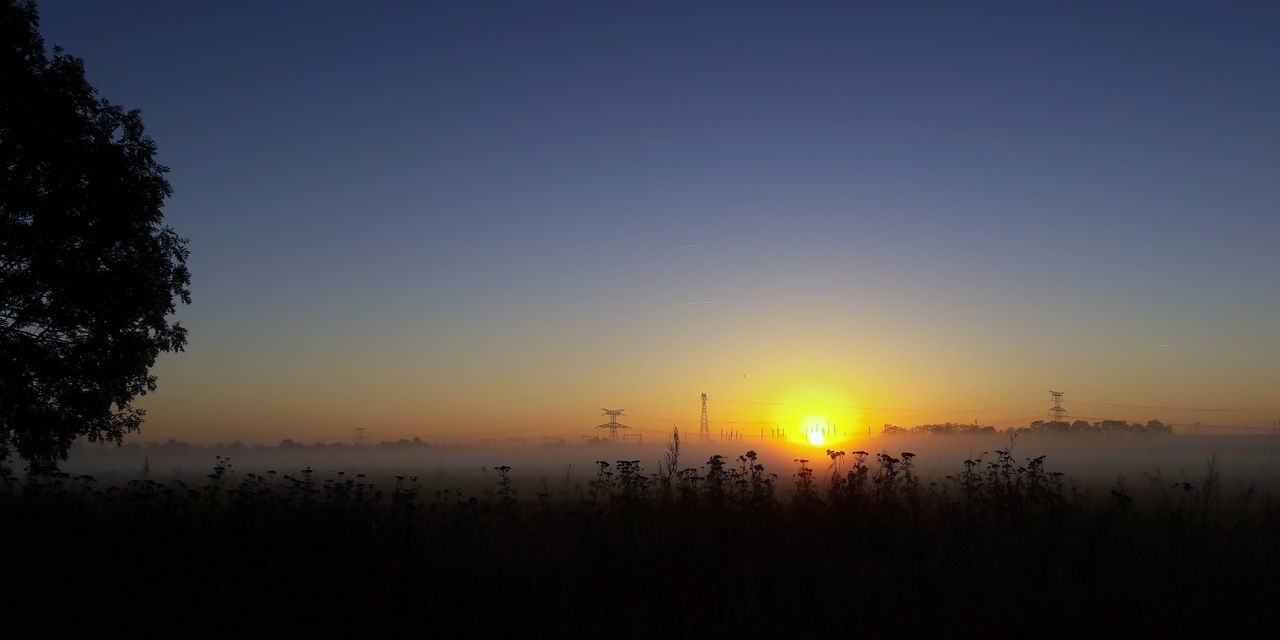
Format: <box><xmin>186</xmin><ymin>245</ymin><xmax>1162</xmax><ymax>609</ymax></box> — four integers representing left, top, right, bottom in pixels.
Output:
<box><xmin>354</xmin><ymin>427</ymin><xmax>368</xmax><ymax>446</ymax></box>
<box><xmin>1049</xmin><ymin>391</ymin><xmax>1067</xmax><ymax>422</ymax></box>
<box><xmin>720</xmin><ymin>422</ymin><xmax>744</xmax><ymax>441</ymax></box>
<box><xmin>700</xmin><ymin>393</ymin><xmax>710</xmax><ymax>441</ymax></box>
<box><xmin>597</xmin><ymin>409</ymin><xmax>630</xmax><ymax>440</ymax></box>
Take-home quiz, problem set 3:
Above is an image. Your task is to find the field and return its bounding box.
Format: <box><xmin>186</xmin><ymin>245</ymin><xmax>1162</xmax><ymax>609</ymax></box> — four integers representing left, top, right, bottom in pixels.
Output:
<box><xmin>3</xmin><ymin>433</ymin><xmax>1279</xmax><ymax>635</ymax></box>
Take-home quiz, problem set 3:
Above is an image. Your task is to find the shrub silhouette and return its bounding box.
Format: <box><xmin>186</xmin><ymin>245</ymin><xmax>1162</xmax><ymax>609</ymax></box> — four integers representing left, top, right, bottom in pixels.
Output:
<box><xmin>3</xmin><ymin>446</ymin><xmax>1277</xmax><ymax>636</ymax></box>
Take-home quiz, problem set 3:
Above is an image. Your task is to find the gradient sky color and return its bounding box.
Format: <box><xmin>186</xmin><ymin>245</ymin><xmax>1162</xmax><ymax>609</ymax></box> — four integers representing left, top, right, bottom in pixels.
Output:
<box><xmin>33</xmin><ymin>1</ymin><xmax>1280</xmax><ymax>444</ymax></box>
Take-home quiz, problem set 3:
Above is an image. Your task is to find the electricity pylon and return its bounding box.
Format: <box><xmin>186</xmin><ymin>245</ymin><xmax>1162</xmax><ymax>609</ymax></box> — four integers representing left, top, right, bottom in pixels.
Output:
<box><xmin>596</xmin><ymin>409</ymin><xmax>630</xmax><ymax>440</ymax></box>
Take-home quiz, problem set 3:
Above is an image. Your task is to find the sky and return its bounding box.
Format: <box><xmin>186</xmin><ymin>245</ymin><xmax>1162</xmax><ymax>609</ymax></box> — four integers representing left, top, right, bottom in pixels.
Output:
<box><xmin>33</xmin><ymin>1</ymin><xmax>1280</xmax><ymax>444</ymax></box>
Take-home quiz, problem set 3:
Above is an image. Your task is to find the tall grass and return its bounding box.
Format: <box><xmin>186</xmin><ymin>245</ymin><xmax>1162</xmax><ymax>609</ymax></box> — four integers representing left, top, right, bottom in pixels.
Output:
<box><xmin>1</xmin><ymin>440</ymin><xmax>1277</xmax><ymax>636</ymax></box>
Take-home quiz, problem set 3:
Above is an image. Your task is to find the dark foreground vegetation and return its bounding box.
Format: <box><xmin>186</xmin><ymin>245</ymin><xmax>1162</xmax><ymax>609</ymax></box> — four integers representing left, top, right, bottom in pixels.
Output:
<box><xmin>2</xmin><ymin>435</ymin><xmax>1278</xmax><ymax>636</ymax></box>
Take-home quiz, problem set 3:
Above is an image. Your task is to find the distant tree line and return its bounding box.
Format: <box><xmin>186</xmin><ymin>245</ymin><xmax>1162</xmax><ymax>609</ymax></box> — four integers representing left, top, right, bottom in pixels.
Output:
<box><xmin>881</xmin><ymin>422</ymin><xmax>999</xmax><ymax>436</ymax></box>
<box><xmin>1024</xmin><ymin>419</ymin><xmax>1173</xmax><ymax>435</ymax></box>
<box><xmin>882</xmin><ymin>419</ymin><xmax>1174</xmax><ymax>436</ymax></box>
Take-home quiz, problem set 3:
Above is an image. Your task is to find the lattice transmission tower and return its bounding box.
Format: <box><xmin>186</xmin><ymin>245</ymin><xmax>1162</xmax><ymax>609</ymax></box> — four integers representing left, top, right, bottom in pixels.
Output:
<box><xmin>1049</xmin><ymin>391</ymin><xmax>1067</xmax><ymax>423</ymax></box>
<box><xmin>596</xmin><ymin>409</ymin><xmax>630</xmax><ymax>440</ymax></box>
<box><xmin>699</xmin><ymin>393</ymin><xmax>710</xmax><ymax>440</ymax></box>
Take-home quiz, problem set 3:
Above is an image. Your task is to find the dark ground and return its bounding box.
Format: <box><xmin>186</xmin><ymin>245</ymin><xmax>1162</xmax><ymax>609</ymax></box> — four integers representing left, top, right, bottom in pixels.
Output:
<box><xmin>3</xmin><ymin>448</ymin><xmax>1278</xmax><ymax>637</ymax></box>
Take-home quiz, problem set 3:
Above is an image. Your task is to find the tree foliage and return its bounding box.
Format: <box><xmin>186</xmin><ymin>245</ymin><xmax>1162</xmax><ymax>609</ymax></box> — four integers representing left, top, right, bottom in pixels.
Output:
<box><xmin>1</xmin><ymin>1</ymin><xmax>190</xmax><ymax>470</ymax></box>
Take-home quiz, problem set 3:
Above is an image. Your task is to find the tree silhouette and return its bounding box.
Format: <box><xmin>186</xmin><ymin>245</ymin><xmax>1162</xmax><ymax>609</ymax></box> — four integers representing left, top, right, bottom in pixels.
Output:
<box><xmin>1</xmin><ymin>1</ymin><xmax>190</xmax><ymax>471</ymax></box>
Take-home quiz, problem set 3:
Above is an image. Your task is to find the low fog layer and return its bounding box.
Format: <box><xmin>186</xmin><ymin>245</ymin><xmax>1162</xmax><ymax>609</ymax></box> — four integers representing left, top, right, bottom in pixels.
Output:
<box><xmin>44</xmin><ymin>432</ymin><xmax>1280</xmax><ymax>503</ymax></box>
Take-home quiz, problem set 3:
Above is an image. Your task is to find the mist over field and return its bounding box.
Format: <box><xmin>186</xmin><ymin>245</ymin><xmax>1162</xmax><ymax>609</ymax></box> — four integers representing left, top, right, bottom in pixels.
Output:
<box><xmin>56</xmin><ymin>432</ymin><xmax>1280</xmax><ymax>500</ymax></box>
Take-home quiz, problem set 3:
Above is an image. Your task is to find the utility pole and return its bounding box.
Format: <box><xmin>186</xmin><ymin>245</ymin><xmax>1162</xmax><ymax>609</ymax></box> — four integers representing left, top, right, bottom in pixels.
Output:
<box><xmin>700</xmin><ymin>392</ymin><xmax>710</xmax><ymax>441</ymax></box>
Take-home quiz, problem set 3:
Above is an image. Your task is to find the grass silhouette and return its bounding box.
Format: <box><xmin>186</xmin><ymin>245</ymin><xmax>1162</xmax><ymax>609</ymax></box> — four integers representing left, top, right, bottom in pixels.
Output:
<box><xmin>1</xmin><ymin>441</ymin><xmax>1277</xmax><ymax>636</ymax></box>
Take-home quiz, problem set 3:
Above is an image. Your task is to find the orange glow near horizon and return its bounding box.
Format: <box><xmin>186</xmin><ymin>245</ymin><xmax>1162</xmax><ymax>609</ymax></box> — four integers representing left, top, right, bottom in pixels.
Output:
<box><xmin>768</xmin><ymin>386</ymin><xmax>864</xmax><ymax>448</ymax></box>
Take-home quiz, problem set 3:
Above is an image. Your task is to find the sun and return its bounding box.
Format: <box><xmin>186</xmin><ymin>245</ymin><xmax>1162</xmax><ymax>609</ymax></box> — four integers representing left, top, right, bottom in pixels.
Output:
<box><xmin>769</xmin><ymin>387</ymin><xmax>861</xmax><ymax>446</ymax></box>
<box><xmin>801</xmin><ymin>413</ymin><xmax>830</xmax><ymax>446</ymax></box>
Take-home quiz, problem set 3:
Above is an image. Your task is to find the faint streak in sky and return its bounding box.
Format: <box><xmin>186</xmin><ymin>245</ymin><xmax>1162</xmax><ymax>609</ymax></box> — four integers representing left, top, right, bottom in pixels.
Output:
<box><xmin>1156</xmin><ymin>344</ymin><xmax>1174</xmax><ymax>348</ymax></box>
<box><xmin>687</xmin><ymin>300</ymin><xmax>712</xmax><ymax>305</ymax></box>
<box><xmin>681</xmin><ymin>243</ymin><xmax>701</xmax><ymax>249</ymax></box>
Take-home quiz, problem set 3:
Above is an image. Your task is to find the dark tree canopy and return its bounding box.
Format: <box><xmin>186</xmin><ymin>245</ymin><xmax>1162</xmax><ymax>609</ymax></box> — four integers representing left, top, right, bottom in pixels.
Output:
<box><xmin>1</xmin><ymin>1</ymin><xmax>190</xmax><ymax>470</ymax></box>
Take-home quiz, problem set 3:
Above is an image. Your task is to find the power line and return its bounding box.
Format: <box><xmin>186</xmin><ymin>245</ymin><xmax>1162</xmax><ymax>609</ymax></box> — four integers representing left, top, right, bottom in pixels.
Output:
<box><xmin>1068</xmin><ymin>399</ymin><xmax>1280</xmax><ymax>413</ymax></box>
<box><xmin>714</xmin><ymin>398</ymin><xmax>914</xmax><ymax>412</ymax></box>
